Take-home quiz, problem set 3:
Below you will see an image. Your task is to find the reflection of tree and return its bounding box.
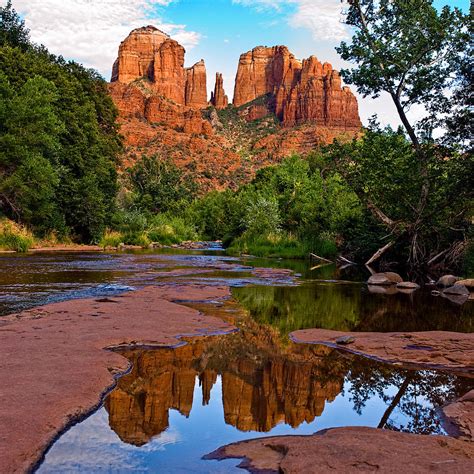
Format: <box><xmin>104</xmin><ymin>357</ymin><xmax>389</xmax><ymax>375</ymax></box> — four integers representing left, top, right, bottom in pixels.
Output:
<box><xmin>232</xmin><ymin>283</ymin><xmax>473</xmax><ymax>336</ymax></box>
<box><xmin>347</xmin><ymin>360</ymin><xmax>473</xmax><ymax>435</ymax></box>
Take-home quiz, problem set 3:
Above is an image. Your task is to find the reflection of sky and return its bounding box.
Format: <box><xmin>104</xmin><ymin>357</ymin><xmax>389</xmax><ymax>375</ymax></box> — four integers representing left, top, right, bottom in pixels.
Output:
<box><xmin>40</xmin><ymin>375</ymin><xmax>415</xmax><ymax>473</ymax></box>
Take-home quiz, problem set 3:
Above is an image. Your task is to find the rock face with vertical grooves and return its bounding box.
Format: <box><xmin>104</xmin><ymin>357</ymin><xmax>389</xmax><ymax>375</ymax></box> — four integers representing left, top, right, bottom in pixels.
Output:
<box><xmin>233</xmin><ymin>46</ymin><xmax>361</xmax><ymax>129</ymax></box>
<box><xmin>210</xmin><ymin>72</ymin><xmax>228</xmax><ymax>109</ymax></box>
<box><xmin>109</xmin><ymin>27</ymin><xmax>362</xmax><ymax>191</ymax></box>
<box><xmin>111</xmin><ymin>25</ymin><xmax>207</xmax><ymax>109</ymax></box>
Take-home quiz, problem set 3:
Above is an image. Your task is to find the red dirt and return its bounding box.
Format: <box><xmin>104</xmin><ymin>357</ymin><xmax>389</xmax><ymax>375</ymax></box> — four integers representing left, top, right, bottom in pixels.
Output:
<box><xmin>290</xmin><ymin>329</ymin><xmax>474</xmax><ymax>375</ymax></box>
<box><xmin>0</xmin><ymin>284</ymin><xmax>236</xmax><ymax>473</ymax></box>
<box><xmin>206</xmin><ymin>426</ymin><xmax>474</xmax><ymax>473</ymax></box>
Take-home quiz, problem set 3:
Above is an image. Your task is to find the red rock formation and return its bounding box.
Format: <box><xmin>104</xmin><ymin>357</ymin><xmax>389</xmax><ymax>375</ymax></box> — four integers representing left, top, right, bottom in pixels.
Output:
<box><xmin>109</xmin><ymin>28</ymin><xmax>362</xmax><ymax>191</ymax></box>
<box><xmin>210</xmin><ymin>73</ymin><xmax>228</xmax><ymax>109</ymax></box>
<box><xmin>111</xmin><ymin>25</ymin><xmax>208</xmax><ymax>108</ymax></box>
<box><xmin>185</xmin><ymin>60</ymin><xmax>208</xmax><ymax>108</ymax></box>
<box><xmin>233</xmin><ymin>46</ymin><xmax>361</xmax><ymax>130</ymax></box>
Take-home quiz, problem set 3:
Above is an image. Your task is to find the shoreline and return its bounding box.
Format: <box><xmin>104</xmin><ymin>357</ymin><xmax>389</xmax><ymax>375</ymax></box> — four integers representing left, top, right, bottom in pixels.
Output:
<box><xmin>290</xmin><ymin>328</ymin><xmax>474</xmax><ymax>376</ymax></box>
<box><xmin>0</xmin><ymin>283</ymin><xmax>237</xmax><ymax>473</ymax></box>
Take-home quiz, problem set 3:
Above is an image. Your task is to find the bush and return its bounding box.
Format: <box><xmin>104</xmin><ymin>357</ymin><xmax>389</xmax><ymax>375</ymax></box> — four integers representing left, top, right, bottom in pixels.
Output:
<box><xmin>0</xmin><ymin>219</ymin><xmax>34</xmax><ymax>252</ymax></box>
<box><xmin>100</xmin><ymin>230</ymin><xmax>123</xmax><ymax>248</ymax></box>
<box><xmin>148</xmin><ymin>215</ymin><xmax>198</xmax><ymax>245</ymax></box>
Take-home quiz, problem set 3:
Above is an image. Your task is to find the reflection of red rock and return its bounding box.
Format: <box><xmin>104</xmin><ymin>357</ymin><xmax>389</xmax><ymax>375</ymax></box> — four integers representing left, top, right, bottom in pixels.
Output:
<box><xmin>234</xmin><ymin>46</ymin><xmax>361</xmax><ymax>129</ymax></box>
<box><xmin>105</xmin><ymin>331</ymin><xmax>345</xmax><ymax>444</ymax></box>
<box><xmin>206</xmin><ymin>426</ymin><xmax>474</xmax><ymax>472</ymax></box>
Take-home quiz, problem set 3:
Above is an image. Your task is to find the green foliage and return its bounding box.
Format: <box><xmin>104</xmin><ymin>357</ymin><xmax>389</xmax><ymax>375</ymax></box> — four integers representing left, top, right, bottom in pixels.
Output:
<box><xmin>147</xmin><ymin>215</ymin><xmax>198</xmax><ymax>245</ymax></box>
<box><xmin>338</xmin><ymin>0</ymin><xmax>469</xmax><ymax>141</ymax></box>
<box><xmin>127</xmin><ymin>155</ymin><xmax>197</xmax><ymax>215</ymax></box>
<box><xmin>336</xmin><ymin>1</ymin><xmax>472</xmax><ymax>269</ymax></box>
<box><xmin>0</xmin><ymin>219</ymin><xmax>34</xmax><ymax>252</ymax></box>
<box><xmin>328</xmin><ymin>126</ymin><xmax>473</xmax><ymax>267</ymax></box>
<box><xmin>0</xmin><ymin>1</ymin><xmax>30</xmax><ymax>50</ymax></box>
<box><xmin>0</xmin><ymin>2</ymin><xmax>121</xmax><ymax>242</ymax></box>
<box><xmin>187</xmin><ymin>155</ymin><xmax>363</xmax><ymax>258</ymax></box>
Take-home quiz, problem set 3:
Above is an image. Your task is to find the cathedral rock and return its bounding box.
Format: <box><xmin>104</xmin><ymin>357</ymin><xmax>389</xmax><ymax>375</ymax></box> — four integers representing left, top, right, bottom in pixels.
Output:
<box><xmin>233</xmin><ymin>46</ymin><xmax>361</xmax><ymax>129</ymax></box>
<box><xmin>108</xmin><ymin>26</ymin><xmax>362</xmax><ymax>190</ymax></box>
<box><xmin>111</xmin><ymin>25</ymin><xmax>207</xmax><ymax>109</ymax></box>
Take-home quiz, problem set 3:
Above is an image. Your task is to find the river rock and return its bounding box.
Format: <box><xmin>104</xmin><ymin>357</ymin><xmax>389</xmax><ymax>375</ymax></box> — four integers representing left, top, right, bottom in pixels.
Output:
<box><xmin>455</xmin><ymin>279</ymin><xmax>474</xmax><ymax>290</ymax></box>
<box><xmin>396</xmin><ymin>281</ymin><xmax>420</xmax><ymax>290</ymax></box>
<box><xmin>443</xmin><ymin>284</ymin><xmax>469</xmax><ymax>296</ymax></box>
<box><xmin>437</xmin><ymin>274</ymin><xmax>461</xmax><ymax>287</ymax></box>
<box><xmin>335</xmin><ymin>335</ymin><xmax>355</xmax><ymax>345</ymax></box>
<box><xmin>367</xmin><ymin>272</ymin><xmax>402</xmax><ymax>285</ymax></box>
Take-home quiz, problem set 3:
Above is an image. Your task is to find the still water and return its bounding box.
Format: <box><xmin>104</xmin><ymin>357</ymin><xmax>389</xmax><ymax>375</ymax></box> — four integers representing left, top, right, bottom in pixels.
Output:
<box><xmin>0</xmin><ymin>250</ymin><xmax>472</xmax><ymax>473</ymax></box>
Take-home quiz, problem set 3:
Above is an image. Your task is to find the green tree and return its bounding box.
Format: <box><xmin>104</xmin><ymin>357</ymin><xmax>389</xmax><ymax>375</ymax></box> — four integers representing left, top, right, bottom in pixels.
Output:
<box><xmin>0</xmin><ymin>1</ymin><xmax>30</xmax><ymax>50</ymax></box>
<box><xmin>0</xmin><ymin>1</ymin><xmax>121</xmax><ymax>241</ymax></box>
<box><xmin>336</xmin><ymin>0</ymin><xmax>472</xmax><ymax>269</ymax></box>
<box><xmin>127</xmin><ymin>155</ymin><xmax>198</xmax><ymax>214</ymax></box>
<box><xmin>0</xmin><ymin>73</ymin><xmax>62</xmax><ymax>230</ymax></box>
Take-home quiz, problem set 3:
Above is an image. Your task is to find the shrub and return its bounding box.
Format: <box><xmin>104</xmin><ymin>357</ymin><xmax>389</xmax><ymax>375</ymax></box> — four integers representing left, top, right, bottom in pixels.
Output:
<box><xmin>0</xmin><ymin>219</ymin><xmax>34</xmax><ymax>252</ymax></box>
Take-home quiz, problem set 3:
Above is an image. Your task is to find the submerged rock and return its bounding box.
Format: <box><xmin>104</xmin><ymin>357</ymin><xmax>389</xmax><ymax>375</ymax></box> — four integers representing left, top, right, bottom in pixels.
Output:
<box><xmin>397</xmin><ymin>281</ymin><xmax>420</xmax><ymax>290</ymax></box>
<box><xmin>443</xmin><ymin>284</ymin><xmax>470</xmax><ymax>296</ymax></box>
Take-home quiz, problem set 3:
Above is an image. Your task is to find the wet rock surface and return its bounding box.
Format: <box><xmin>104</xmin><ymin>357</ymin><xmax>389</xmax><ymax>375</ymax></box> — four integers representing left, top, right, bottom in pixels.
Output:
<box><xmin>442</xmin><ymin>389</ymin><xmax>474</xmax><ymax>441</ymax></box>
<box><xmin>0</xmin><ymin>284</ymin><xmax>235</xmax><ymax>473</ymax></box>
<box><xmin>290</xmin><ymin>329</ymin><xmax>474</xmax><ymax>374</ymax></box>
<box><xmin>206</xmin><ymin>426</ymin><xmax>474</xmax><ymax>473</ymax></box>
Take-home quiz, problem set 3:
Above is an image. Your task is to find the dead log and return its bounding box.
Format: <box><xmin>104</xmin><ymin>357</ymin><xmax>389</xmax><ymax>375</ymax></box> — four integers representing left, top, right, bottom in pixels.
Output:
<box><xmin>365</xmin><ymin>241</ymin><xmax>394</xmax><ymax>267</ymax></box>
<box><xmin>309</xmin><ymin>253</ymin><xmax>332</xmax><ymax>264</ymax></box>
<box><xmin>337</xmin><ymin>255</ymin><xmax>356</xmax><ymax>265</ymax></box>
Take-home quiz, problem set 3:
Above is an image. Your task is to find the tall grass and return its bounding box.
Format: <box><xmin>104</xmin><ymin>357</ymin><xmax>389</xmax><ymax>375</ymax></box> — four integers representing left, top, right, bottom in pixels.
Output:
<box><xmin>0</xmin><ymin>219</ymin><xmax>35</xmax><ymax>252</ymax></box>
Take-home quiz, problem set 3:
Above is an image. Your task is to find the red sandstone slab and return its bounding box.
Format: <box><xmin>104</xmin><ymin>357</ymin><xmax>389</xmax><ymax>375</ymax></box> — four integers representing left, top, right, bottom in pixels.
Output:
<box><xmin>0</xmin><ymin>284</ymin><xmax>236</xmax><ymax>473</ymax></box>
<box><xmin>290</xmin><ymin>329</ymin><xmax>474</xmax><ymax>375</ymax></box>
<box><xmin>206</xmin><ymin>426</ymin><xmax>474</xmax><ymax>473</ymax></box>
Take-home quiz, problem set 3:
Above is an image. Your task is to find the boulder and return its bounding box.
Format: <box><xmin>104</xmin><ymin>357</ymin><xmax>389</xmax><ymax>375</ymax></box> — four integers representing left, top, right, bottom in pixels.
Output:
<box><xmin>367</xmin><ymin>272</ymin><xmax>402</xmax><ymax>285</ymax></box>
<box><xmin>436</xmin><ymin>274</ymin><xmax>461</xmax><ymax>287</ymax></box>
<box><xmin>455</xmin><ymin>279</ymin><xmax>474</xmax><ymax>290</ymax></box>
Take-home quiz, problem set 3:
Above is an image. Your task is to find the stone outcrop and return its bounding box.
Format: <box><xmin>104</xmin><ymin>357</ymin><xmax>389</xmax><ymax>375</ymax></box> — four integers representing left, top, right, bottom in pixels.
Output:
<box><xmin>205</xmin><ymin>427</ymin><xmax>474</xmax><ymax>473</ymax></box>
<box><xmin>109</xmin><ymin>27</ymin><xmax>363</xmax><ymax>191</ymax></box>
<box><xmin>210</xmin><ymin>73</ymin><xmax>228</xmax><ymax>109</ymax></box>
<box><xmin>111</xmin><ymin>26</ymin><xmax>207</xmax><ymax>109</ymax></box>
<box><xmin>233</xmin><ymin>46</ymin><xmax>361</xmax><ymax>129</ymax></box>
<box><xmin>185</xmin><ymin>60</ymin><xmax>208</xmax><ymax>109</ymax></box>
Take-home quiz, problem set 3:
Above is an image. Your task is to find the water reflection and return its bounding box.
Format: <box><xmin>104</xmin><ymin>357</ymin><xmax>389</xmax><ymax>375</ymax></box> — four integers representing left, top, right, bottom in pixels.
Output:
<box><xmin>233</xmin><ymin>283</ymin><xmax>473</xmax><ymax>334</ymax></box>
<box><xmin>106</xmin><ymin>330</ymin><xmax>471</xmax><ymax>443</ymax></box>
<box><xmin>40</xmin><ymin>328</ymin><xmax>472</xmax><ymax>473</ymax></box>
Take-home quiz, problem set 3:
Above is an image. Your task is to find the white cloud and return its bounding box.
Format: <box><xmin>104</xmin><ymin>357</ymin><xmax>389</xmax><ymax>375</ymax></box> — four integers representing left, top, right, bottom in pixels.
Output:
<box><xmin>6</xmin><ymin>0</ymin><xmax>201</xmax><ymax>79</ymax></box>
<box><xmin>233</xmin><ymin>0</ymin><xmax>349</xmax><ymax>41</ymax></box>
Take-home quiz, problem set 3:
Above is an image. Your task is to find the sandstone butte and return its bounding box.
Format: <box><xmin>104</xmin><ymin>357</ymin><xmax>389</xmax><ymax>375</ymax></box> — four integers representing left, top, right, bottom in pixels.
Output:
<box><xmin>109</xmin><ymin>26</ymin><xmax>362</xmax><ymax>190</ymax></box>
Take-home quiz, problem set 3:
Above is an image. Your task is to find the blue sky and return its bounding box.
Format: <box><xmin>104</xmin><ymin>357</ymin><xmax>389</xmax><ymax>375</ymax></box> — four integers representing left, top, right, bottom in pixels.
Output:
<box><xmin>8</xmin><ymin>0</ymin><xmax>470</xmax><ymax>127</ymax></box>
